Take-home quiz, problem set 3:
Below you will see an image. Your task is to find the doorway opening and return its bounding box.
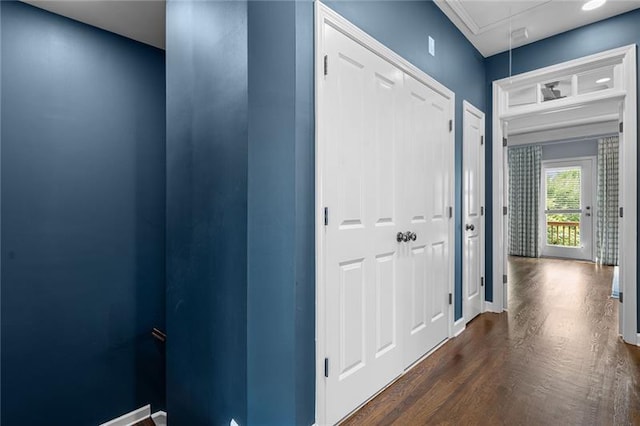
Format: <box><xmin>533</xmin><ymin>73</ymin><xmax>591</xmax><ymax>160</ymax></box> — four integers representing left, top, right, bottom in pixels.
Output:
<box><xmin>491</xmin><ymin>45</ymin><xmax>636</xmax><ymax>344</ymax></box>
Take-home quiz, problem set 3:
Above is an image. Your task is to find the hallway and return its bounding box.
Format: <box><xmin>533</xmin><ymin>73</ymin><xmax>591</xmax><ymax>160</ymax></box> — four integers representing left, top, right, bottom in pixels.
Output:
<box><xmin>343</xmin><ymin>257</ymin><xmax>640</xmax><ymax>425</ymax></box>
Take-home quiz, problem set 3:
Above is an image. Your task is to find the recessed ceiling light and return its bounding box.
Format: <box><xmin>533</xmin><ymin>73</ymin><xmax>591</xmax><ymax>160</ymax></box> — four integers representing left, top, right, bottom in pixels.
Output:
<box><xmin>596</xmin><ymin>77</ymin><xmax>611</xmax><ymax>84</ymax></box>
<box><xmin>582</xmin><ymin>0</ymin><xmax>606</xmax><ymax>11</ymax></box>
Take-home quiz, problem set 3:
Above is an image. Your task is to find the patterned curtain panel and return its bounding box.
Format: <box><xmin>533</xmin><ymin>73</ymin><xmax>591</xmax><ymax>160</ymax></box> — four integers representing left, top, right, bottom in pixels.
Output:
<box><xmin>596</xmin><ymin>136</ymin><xmax>619</xmax><ymax>265</ymax></box>
<box><xmin>508</xmin><ymin>145</ymin><xmax>542</xmax><ymax>257</ymax></box>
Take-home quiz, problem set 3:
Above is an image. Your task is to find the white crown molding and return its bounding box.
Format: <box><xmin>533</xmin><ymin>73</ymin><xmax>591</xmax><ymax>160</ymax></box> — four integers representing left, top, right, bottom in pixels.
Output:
<box><xmin>438</xmin><ymin>0</ymin><xmax>551</xmax><ymax>36</ymax></box>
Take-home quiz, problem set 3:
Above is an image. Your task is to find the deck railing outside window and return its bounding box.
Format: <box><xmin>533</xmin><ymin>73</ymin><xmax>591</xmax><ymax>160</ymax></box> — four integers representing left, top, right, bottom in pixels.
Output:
<box><xmin>547</xmin><ymin>221</ymin><xmax>580</xmax><ymax>247</ymax></box>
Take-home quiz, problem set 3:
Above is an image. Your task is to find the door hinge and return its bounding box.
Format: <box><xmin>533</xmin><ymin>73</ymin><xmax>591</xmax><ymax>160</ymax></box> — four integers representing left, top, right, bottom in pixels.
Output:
<box><xmin>619</xmin><ymin>122</ymin><xmax>624</xmax><ymax>133</ymax></box>
<box><xmin>481</xmin><ymin>206</ymin><xmax>484</xmax><ymax>216</ymax></box>
<box><xmin>324</xmin><ymin>207</ymin><xmax>329</xmax><ymax>226</ymax></box>
<box><xmin>480</xmin><ymin>135</ymin><xmax>484</xmax><ymax>146</ymax></box>
<box><xmin>323</xmin><ymin>55</ymin><xmax>328</xmax><ymax>76</ymax></box>
<box><xmin>503</xmin><ymin>206</ymin><xmax>508</xmax><ymax>216</ymax></box>
<box><xmin>619</xmin><ymin>292</ymin><xmax>623</xmax><ymax>303</ymax></box>
<box><xmin>481</xmin><ymin>277</ymin><xmax>484</xmax><ymax>287</ymax></box>
<box><xmin>449</xmin><ymin>120</ymin><xmax>453</xmax><ymax>132</ymax></box>
<box><xmin>619</xmin><ymin>207</ymin><xmax>624</xmax><ymax>218</ymax></box>
<box><xmin>503</xmin><ymin>274</ymin><xmax>508</xmax><ymax>284</ymax></box>
<box><xmin>503</xmin><ymin>137</ymin><xmax>508</xmax><ymax>147</ymax></box>
<box><xmin>449</xmin><ymin>206</ymin><xmax>453</xmax><ymax>218</ymax></box>
<box><xmin>324</xmin><ymin>357</ymin><xmax>329</xmax><ymax>377</ymax></box>
<box><xmin>448</xmin><ymin>293</ymin><xmax>453</xmax><ymax>305</ymax></box>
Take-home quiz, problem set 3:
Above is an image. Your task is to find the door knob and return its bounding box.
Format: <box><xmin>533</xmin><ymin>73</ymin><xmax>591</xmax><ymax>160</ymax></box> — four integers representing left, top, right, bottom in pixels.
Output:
<box><xmin>465</xmin><ymin>224</ymin><xmax>475</xmax><ymax>231</ymax></box>
<box><xmin>397</xmin><ymin>232</ymin><xmax>408</xmax><ymax>243</ymax></box>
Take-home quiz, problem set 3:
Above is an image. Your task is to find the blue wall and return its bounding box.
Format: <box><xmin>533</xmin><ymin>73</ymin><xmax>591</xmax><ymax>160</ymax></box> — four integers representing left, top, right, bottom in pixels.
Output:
<box><xmin>165</xmin><ymin>1</ymin><xmax>248</xmax><ymax>425</ymax></box>
<box><xmin>484</xmin><ymin>9</ymin><xmax>640</xmax><ymax>326</ymax></box>
<box><xmin>166</xmin><ymin>1</ymin><xmax>315</xmax><ymax>424</ymax></box>
<box><xmin>0</xmin><ymin>2</ymin><xmax>166</xmax><ymax>425</ymax></box>
<box><xmin>247</xmin><ymin>2</ymin><xmax>296</xmax><ymax>423</ymax></box>
<box><xmin>293</xmin><ymin>4</ymin><xmax>316</xmax><ymax>424</ymax></box>
<box><xmin>0</xmin><ymin>0</ymin><xmax>4</xmax><ymax>414</ymax></box>
<box><xmin>324</xmin><ymin>0</ymin><xmax>486</xmax><ymax>322</ymax></box>
<box><xmin>247</xmin><ymin>1</ymin><xmax>315</xmax><ymax>425</ymax></box>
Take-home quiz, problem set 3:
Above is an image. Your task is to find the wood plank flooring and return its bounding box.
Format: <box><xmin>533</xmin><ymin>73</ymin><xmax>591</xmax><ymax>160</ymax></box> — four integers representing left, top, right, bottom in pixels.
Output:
<box><xmin>342</xmin><ymin>256</ymin><xmax>640</xmax><ymax>425</ymax></box>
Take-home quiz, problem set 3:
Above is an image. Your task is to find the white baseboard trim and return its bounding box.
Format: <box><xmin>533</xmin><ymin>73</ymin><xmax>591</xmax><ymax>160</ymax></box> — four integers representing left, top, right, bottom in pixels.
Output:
<box><xmin>152</xmin><ymin>411</ymin><xmax>167</xmax><ymax>426</ymax></box>
<box><xmin>100</xmin><ymin>405</ymin><xmax>151</xmax><ymax>426</ymax></box>
<box><xmin>453</xmin><ymin>317</ymin><xmax>465</xmax><ymax>337</ymax></box>
<box><xmin>484</xmin><ymin>301</ymin><xmax>502</xmax><ymax>313</ymax></box>
<box><xmin>637</xmin><ymin>333</ymin><xmax>640</xmax><ymax>347</ymax></box>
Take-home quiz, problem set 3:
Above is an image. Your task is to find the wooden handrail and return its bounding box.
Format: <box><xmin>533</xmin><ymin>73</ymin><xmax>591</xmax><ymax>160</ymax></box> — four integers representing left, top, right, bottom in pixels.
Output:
<box><xmin>547</xmin><ymin>221</ymin><xmax>579</xmax><ymax>226</ymax></box>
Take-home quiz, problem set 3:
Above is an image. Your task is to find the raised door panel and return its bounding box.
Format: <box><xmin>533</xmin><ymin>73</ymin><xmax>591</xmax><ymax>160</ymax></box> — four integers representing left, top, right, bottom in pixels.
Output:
<box><xmin>338</xmin><ymin>259</ymin><xmax>366</xmax><ymax>379</ymax></box>
<box><xmin>465</xmin><ymin>236</ymin><xmax>481</xmax><ymax>300</ymax></box>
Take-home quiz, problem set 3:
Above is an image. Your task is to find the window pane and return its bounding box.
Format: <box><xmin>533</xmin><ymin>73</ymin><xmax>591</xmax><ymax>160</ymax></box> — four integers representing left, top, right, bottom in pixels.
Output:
<box><xmin>577</xmin><ymin>66</ymin><xmax>614</xmax><ymax>95</ymax></box>
<box><xmin>508</xmin><ymin>85</ymin><xmax>537</xmax><ymax>107</ymax></box>
<box><xmin>545</xmin><ymin>167</ymin><xmax>581</xmax><ymax>210</ymax></box>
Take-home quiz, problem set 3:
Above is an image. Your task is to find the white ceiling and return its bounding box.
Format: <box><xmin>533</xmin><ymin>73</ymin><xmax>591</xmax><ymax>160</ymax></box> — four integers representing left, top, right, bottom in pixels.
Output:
<box><xmin>22</xmin><ymin>1</ymin><xmax>640</xmax><ymax>56</ymax></box>
<box><xmin>23</xmin><ymin>0</ymin><xmax>165</xmax><ymax>50</ymax></box>
<box><xmin>435</xmin><ymin>0</ymin><xmax>640</xmax><ymax>57</ymax></box>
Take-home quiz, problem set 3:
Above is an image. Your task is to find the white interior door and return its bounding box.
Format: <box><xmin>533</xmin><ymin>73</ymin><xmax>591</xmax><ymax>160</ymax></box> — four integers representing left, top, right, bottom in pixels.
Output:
<box><xmin>322</xmin><ymin>25</ymin><xmax>405</xmax><ymax>426</ymax></box>
<box><xmin>462</xmin><ymin>103</ymin><xmax>484</xmax><ymax>323</ymax></box>
<box><xmin>402</xmin><ymin>75</ymin><xmax>451</xmax><ymax>368</ymax></box>
<box><xmin>540</xmin><ymin>158</ymin><xmax>595</xmax><ymax>261</ymax></box>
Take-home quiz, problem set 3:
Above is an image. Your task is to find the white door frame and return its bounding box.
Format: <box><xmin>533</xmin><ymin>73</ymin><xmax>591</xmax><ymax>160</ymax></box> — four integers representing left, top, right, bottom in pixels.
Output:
<box><xmin>491</xmin><ymin>45</ymin><xmax>637</xmax><ymax>345</ymax></box>
<box><xmin>462</xmin><ymin>100</ymin><xmax>485</xmax><ymax>323</ymax></box>
<box><xmin>539</xmin><ymin>157</ymin><xmax>596</xmax><ymax>261</ymax></box>
<box><xmin>315</xmin><ymin>2</ymin><xmax>456</xmax><ymax>424</ymax></box>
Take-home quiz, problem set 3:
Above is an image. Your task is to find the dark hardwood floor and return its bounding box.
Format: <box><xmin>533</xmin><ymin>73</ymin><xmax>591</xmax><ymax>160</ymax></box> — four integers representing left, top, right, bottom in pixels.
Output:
<box><xmin>342</xmin><ymin>256</ymin><xmax>640</xmax><ymax>425</ymax></box>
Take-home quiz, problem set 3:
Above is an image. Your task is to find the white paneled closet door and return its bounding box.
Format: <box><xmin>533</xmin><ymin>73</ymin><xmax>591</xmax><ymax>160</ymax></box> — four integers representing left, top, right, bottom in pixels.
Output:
<box><xmin>322</xmin><ymin>24</ymin><xmax>405</xmax><ymax>426</ymax></box>
<box><xmin>402</xmin><ymin>75</ymin><xmax>452</xmax><ymax>368</ymax></box>
<box><xmin>320</xmin><ymin>22</ymin><xmax>453</xmax><ymax>425</ymax></box>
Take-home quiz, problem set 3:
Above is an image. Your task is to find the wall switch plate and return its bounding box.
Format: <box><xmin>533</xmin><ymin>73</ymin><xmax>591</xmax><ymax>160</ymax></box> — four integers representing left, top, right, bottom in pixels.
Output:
<box><xmin>428</xmin><ymin>36</ymin><xmax>435</xmax><ymax>56</ymax></box>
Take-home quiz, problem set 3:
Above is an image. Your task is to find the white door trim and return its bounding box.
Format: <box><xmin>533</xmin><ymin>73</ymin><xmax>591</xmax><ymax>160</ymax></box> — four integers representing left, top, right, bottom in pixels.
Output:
<box><xmin>315</xmin><ymin>2</ymin><xmax>456</xmax><ymax>424</ymax></box>
<box><xmin>491</xmin><ymin>44</ymin><xmax>637</xmax><ymax>344</ymax></box>
<box><xmin>462</xmin><ymin>100</ymin><xmax>485</xmax><ymax>320</ymax></box>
